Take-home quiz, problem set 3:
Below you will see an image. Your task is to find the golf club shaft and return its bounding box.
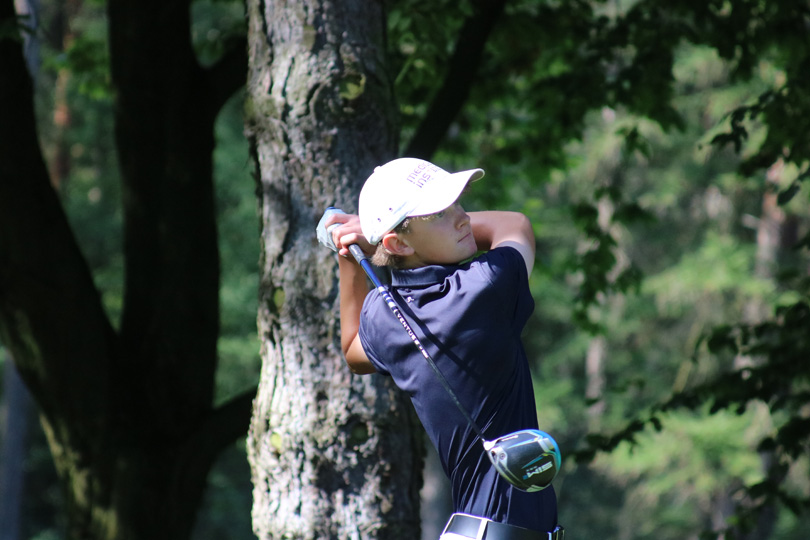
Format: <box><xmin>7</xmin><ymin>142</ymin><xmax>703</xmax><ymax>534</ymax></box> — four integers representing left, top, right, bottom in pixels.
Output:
<box><xmin>347</xmin><ymin>244</ymin><xmax>488</xmax><ymax>443</ymax></box>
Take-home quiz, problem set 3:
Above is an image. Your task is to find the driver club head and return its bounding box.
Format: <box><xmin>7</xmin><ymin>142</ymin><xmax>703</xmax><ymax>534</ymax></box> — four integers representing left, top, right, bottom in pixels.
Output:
<box><xmin>484</xmin><ymin>429</ymin><xmax>561</xmax><ymax>492</ymax></box>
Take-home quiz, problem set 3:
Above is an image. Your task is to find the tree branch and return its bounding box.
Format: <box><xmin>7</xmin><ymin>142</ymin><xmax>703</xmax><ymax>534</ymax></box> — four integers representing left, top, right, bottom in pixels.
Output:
<box><xmin>404</xmin><ymin>0</ymin><xmax>507</xmax><ymax>160</ymax></box>
<box><xmin>205</xmin><ymin>37</ymin><xmax>249</xmax><ymax>115</ymax></box>
<box><xmin>202</xmin><ymin>386</ymin><xmax>258</xmax><ymax>453</ymax></box>
<box><xmin>175</xmin><ymin>386</ymin><xmax>258</xmax><ymax>496</ymax></box>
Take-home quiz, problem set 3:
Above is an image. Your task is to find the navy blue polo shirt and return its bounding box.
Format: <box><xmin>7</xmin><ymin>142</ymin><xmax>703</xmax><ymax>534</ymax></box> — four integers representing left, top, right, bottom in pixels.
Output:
<box><xmin>358</xmin><ymin>246</ymin><xmax>558</xmax><ymax>532</ymax></box>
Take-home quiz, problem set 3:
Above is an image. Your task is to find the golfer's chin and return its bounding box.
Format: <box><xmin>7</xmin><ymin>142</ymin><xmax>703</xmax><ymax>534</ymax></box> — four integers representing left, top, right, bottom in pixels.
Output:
<box><xmin>459</xmin><ymin>234</ymin><xmax>476</xmax><ymax>254</ymax></box>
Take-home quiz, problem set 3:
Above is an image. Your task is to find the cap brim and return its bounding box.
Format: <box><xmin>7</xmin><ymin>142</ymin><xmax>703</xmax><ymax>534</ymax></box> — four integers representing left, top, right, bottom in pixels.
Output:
<box><xmin>408</xmin><ymin>168</ymin><xmax>484</xmax><ymax>217</ymax></box>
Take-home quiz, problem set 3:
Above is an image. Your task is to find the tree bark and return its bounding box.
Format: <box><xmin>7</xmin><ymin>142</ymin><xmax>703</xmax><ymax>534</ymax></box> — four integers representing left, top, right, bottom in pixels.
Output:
<box><xmin>244</xmin><ymin>1</ymin><xmax>424</xmax><ymax>538</ymax></box>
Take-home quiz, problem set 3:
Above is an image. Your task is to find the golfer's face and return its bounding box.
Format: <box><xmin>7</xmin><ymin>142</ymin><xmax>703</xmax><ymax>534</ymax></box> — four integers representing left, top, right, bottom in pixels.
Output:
<box><xmin>404</xmin><ymin>202</ymin><xmax>477</xmax><ymax>266</ymax></box>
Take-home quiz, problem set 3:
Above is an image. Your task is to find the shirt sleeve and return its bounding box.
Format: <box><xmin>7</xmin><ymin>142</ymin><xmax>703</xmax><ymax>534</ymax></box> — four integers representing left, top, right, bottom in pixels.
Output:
<box><xmin>479</xmin><ymin>245</ymin><xmax>531</xmax><ymax>291</ymax></box>
<box><xmin>358</xmin><ymin>291</ymin><xmax>392</xmax><ymax>376</ymax></box>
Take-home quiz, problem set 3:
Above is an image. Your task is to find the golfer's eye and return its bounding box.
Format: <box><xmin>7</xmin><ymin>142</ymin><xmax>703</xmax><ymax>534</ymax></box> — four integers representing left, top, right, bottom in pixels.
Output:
<box><xmin>420</xmin><ymin>210</ymin><xmax>445</xmax><ymax>223</ymax></box>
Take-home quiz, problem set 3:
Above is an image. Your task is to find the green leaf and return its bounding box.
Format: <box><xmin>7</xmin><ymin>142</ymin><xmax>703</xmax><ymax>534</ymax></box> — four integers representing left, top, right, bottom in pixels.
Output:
<box><xmin>706</xmin><ymin>325</ymin><xmax>737</xmax><ymax>354</ymax></box>
<box><xmin>777</xmin><ymin>181</ymin><xmax>801</xmax><ymax>205</ymax></box>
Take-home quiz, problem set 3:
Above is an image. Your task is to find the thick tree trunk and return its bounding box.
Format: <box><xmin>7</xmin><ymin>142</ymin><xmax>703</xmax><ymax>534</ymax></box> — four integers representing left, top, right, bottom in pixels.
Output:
<box><xmin>1</xmin><ymin>4</ymin><xmax>118</xmax><ymax>537</ymax></box>
<box><xmin>1</xmin><ymin>1</ymin><xmax>251</xmax><ymax>539</ymax></box>
<box><xmin>244</xmin><ymin>1</ymin><xmax>424</xmax><ymax>539</ymax></box>
<box><xmin>0</xmin><ymin>355</ymin><xmax>32</xmax><ymax>540</ymax></box>
<box><xmin>2</xmin><ymin>15</ymin><xmax>39</xmax><ymax>540</ymax></box>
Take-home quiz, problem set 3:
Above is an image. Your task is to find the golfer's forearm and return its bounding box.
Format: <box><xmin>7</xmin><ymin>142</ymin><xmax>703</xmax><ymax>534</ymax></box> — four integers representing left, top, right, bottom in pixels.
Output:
<box><xmin>469</xmin><ymin>211</ymin><xmax>535</xmax><ymax>251</ymax></box>
<box><xmin>469</xmin><ymin>211</ymin><xmax>536</xmax><ymax>274</ymax></box>
<box><xmin>338</xmin><ymin>255</ymin><xmax>370</xmax><ymax>356</ymax></box>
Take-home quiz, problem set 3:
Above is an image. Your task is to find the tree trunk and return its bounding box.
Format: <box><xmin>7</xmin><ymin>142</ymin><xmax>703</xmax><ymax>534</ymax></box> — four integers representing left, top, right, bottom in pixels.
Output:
<box><xmin>0</xmin><ymin>354</ymin><xmax>33</xmax><ymax>540</ymax></box>
<box><xmin>1</xmin><ymin>0</ymin><xmax>251</xmax><ymax>538</ymax></box>
<box><xmin>244</xmin><ymin>1</ymin><xmax>424</xmax><ymax>539</ymax></box>
<box><xmin>585</xmin><ymin>335</ymin><xmax>606</xmax><ymax>431</ymax></box>
<box><xmin>732</xmin><ymin>160</ymin><xmax>787</xmax><ymax>540</ymax></box>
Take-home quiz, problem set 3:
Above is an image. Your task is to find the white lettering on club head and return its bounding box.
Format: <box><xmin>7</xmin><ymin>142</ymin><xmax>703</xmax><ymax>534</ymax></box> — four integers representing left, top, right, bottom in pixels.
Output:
<box><xmin>524</xmin><ymin>461</ymin><xmax>553</xmax><ymax>479</ymax></box>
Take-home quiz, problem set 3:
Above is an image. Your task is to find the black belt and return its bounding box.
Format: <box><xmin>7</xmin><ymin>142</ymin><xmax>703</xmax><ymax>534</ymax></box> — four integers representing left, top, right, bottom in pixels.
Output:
<box><xmin>441</xmin><ymin>513</ymin><xmax>564</xmax><ymax>540</ymax></box>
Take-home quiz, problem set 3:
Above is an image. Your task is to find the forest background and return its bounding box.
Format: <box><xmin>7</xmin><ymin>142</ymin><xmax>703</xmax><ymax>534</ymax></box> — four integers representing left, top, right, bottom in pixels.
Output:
<box><xmin>1</xmin><ymin>0</ymin><xmax>809</xmax><ymax>539</ymax></box>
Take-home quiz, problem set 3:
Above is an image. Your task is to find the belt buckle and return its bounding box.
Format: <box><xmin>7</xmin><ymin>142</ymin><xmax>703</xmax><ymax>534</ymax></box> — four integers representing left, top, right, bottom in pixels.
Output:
<box><xmin>442</xmin><ymin>513</ymin><xmax>564</xmax><ymax>540</ymax></box>
<box><xmin>441</xmin><ymin>513</ymin><xmax>491</xmax><ymax>540</ymax></box>
<box><xmin>475</xmin><ymin>517</ymin><xmax>489</xmax><ymax>540</ymax></box>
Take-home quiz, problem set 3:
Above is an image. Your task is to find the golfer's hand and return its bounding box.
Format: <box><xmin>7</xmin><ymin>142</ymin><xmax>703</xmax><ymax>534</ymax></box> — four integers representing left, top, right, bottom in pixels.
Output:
<box><xmin>325</xmin><ymin>213</ymin><xmax>375</xmax><ymax>259</ymax></box>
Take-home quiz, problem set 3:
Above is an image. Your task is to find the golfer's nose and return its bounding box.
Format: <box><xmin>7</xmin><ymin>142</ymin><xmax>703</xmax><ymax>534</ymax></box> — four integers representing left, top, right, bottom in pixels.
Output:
<box><xmin>451</xmin><ymin>203</ymin><xmax>469</xmax><ymax>229</ymax></box>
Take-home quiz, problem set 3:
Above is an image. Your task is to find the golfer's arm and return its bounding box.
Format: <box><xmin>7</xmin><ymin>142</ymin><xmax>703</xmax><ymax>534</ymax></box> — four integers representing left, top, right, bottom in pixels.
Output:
<box><xmin>470</xmin><ymin>211</ymin><xmax>536</xmax><ymax>274</ymax></box>
<box><xmin>338</xmin><ymin>255</ymin><xmax>377</xmax><ymax>374</ymax></box>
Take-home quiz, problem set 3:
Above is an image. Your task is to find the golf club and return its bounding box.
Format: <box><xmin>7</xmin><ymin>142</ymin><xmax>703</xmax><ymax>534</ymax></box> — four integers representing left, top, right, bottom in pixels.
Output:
<box><xmin>317</xmin><ymin>207</ymin><xmax>561</xmax><ymax>492</ymax></box>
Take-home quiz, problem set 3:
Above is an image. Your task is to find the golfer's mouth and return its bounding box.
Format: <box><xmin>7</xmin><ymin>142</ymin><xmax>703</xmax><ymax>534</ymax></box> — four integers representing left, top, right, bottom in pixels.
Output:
<box><xmin>459</xmin><ymin>232</ymin><xmax>472</xmax><ymax>243</ymax></box>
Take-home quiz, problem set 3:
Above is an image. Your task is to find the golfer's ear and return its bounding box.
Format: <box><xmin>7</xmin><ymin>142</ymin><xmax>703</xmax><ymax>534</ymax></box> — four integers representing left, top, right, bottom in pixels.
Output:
<box><xmin>381</xmin><ymin>232</ymin><xmax>413</xmax><ymax>256</ymax></box>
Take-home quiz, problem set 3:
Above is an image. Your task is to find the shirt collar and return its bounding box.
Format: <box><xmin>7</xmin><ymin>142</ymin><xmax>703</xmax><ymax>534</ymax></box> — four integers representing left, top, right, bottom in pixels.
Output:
<box><xmin>389</xmin><ymin>253</ymin><xmax>481</xmax><ymax>287</ymax></box>
<box><xmin>390</xmin><ymin>264</ymin><xmax>457</xmax><ymax>287</ymax></box>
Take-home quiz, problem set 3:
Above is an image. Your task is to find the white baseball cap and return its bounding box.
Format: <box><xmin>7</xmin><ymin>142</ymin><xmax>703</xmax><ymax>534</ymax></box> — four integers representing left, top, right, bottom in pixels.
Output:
<box><xmin>359</xmin><ymin>158</ymin><xmax>485</xmax><ymax>244</ymax></box>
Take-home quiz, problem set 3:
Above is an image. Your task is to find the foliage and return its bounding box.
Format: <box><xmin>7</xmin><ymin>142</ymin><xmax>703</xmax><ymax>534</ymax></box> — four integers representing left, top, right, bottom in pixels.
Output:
<box><xmin>570</xmin><ymin>293</ymin><xmax>810</xmax><ymax>537</ymax></box>
<box><xmin>560</xmin><ymin>2</ymin><xmax>810</xmax><ymax>537</ymax></box>
<box><xmin>387</xmin><ymin>0</ymin><xmax>810</xmax><ymax>537</ymax></box>
<box><xmin>191</xmin><ymin>0</ymin><xmax>246</xmax><ymax>67</ymax></box>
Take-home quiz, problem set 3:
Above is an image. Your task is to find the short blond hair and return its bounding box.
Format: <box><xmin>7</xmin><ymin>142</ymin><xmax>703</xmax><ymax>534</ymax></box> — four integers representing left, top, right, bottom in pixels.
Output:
<box><xmin>369</xmin><ymin>217</ymin><xmax>416</xmax><ymax>269</ymax></box>
<box><xmin>371</xmin><ymin>244</ymin><xmax>404</xmax><ymax>268</ymax></box>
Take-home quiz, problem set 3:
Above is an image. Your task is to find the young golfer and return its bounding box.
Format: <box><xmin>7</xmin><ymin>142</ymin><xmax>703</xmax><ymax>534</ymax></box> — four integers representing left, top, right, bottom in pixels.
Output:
<box><xmin>327</xmin><ymin>158</ymin><xmax>561</xmax><ymax>540</ymax></box>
